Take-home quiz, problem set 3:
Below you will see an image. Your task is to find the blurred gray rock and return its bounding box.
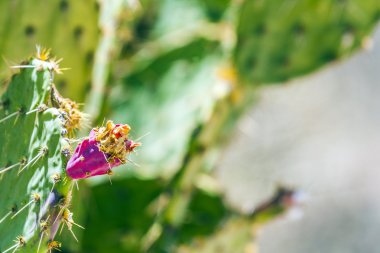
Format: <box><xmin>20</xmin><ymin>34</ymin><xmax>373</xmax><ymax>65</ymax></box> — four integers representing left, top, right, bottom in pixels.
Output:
<box><xmin>216</xmin><ymin>26</ymin><xmax>380</xmax><ymax>253</ymax></box>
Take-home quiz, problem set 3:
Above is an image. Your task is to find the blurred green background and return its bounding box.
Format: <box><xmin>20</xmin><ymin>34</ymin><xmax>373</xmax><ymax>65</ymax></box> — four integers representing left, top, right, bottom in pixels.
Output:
<box><xmin>1</xmin><ymin>0</ymin><xmax>380</xmax><ymax>252</ymax></box>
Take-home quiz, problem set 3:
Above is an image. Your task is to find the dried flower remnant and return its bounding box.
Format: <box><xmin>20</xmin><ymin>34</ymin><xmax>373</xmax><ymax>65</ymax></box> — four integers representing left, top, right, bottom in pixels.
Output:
<box><xmin>94</xmin><ymin>120</ymin><xmax>138</xmax><ymax>163</ymax></box>
<box><xmin>51</xmin><ymin>85</ymin><xmax>88</xmax><ymax>135</ymax></box>
<box><xmin>66</xmin><ymin>120</ymin><xmax>140</xmax><ymax>179</ymax></box>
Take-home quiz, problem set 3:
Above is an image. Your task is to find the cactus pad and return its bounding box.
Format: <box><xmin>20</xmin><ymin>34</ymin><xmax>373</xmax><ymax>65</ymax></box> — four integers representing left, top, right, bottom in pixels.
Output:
<box><xmin>235</xmin><ymin>0</ymin><xmax>380</xmax><ymax>83</ymax></box>
<box><xmin>0</xmin><ymin>61</ymin><xmax>69</xmax><ymax>252</ymax></box>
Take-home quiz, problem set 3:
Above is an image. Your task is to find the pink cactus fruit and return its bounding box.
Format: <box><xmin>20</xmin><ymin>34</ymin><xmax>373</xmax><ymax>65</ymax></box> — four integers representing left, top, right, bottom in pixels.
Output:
<box><xmin>66</xmin><ymin>120</ymin><xmax>141</xmax><ymax>179</ymax></box>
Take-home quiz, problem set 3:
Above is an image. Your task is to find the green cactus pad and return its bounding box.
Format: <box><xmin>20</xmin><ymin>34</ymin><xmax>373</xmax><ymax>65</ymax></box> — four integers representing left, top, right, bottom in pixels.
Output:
<box><xmin>0</xmin><ymin>0</ymin><xmax>99</xmax><ymax>101</ymax></box>
<box><xmin>235</xmin><ymin>0</ymin><xmax>380</xmax><ymax>83</ymax></box>
<box><xmin>107</xmin><ymin>39</ymin><xmax>223</xmax><ymax>178</ymax></box>
<box><xmin>0</xmin><ymin>65</ymin><xmax>69</xmax><ymax>252</ymax></box>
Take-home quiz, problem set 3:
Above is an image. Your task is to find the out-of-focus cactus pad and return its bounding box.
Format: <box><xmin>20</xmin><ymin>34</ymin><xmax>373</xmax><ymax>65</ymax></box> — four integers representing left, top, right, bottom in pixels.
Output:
<box><xmin>108</xmin><ymin>39</ymin><xmax>223</xmax><ymax>177</ymax></box>
<box><xmin>235</xmin><ymin>0</ymin><xmax>380</xmax><ymax>83</ymax></box>
<box><xmin>0</xmin><ymin>0</ymin><xmax>99</xmax><ymax>101</ymax></box>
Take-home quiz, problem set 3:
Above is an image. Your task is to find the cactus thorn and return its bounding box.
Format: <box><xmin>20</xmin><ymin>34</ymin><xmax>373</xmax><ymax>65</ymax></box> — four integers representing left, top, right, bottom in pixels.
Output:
<box><xmin>69</xmin><ymin>137</ymin><xmax>87</xmax><ymax>144</ymax></box>
<box><xmin>0</xmin><ymin>205</ymin><xmax>16</xmax><ymax>224</ymax></box>
<box><xmin>0</xmin><ymin>211</ymin><xmax>12</xmax><ymax>224</ymax></box>
<box><xmin>0</xmin><ymin>108</ymin><xmax>22</xmax><ymax>124</ymax></box>
<box><xmin>35</xmin><ymin>45</ymin><xmax>51</xmax><ymax>61</ymax></box>
<box><xmin>11</xmin><ymin>193</ymin><xmax>40</xmax><ymax>219</ymax></box>
<box><xmin>49</xmin><ymin>173</ymin><xmax>61</xmax><ymax>193</ymax></box>
<box><xmin>12</xmin><ymin>46</ymin><xmax>68</xmax><ymax>75</ymax></box>
<box><xmin>0</xmin><ymin>162</ymin><xmax>21</xmax><ymax>175</ymax></box>
<box><xmin>47</xmin><ymin>241</ymin><xmax>61</xmax><ymax>253</ymax></box>
<box><xmin>107</xmin><ymin>169</ymin><xmax>113</xmax><ymax>185</ymax></box>
<box><xmin>52</xmin><ymin>190</ymin><xmax>73</xmax><ymax>225</ymax></box>
<box><xmin>59</xmin><ymin>208</ymin><xmax>84</xmax><ymax>242</ymax></box>
<box><xmin>134</xmin><ymin>131</ymin><xmax>150</xmax><ymax>142</ymax></box>
<box><xmin>18</xmin><ymin>146</ymin><xmax>48</xmax><ymax>175</ymax></box>
<box><xmin>36</xmin><ymin>219</ymin><xmax>50</xmax><ymax>253</ymax></box>
<box><xmin>10</xmin><ymin>65</ymin><xmax>35</xmax><ymax>70</ymax></box>
<box><xmin>126</xmin><ymin>157</ymin><xmax>140</xmax><ymax>168</ymax></box>
<box><xmin>25</xmin><ymin>104</ymin><xmax>48</xmax><ymax>115</ymax></box>
<box><xmin>74</xmin><ymin>180</ymin><xmax>79</xmax><ymax>191</ymax></box>
<box><xmin>2</xmin><ymin>236</ymin><xmax>26</xmax><ymax>253</ymax></box>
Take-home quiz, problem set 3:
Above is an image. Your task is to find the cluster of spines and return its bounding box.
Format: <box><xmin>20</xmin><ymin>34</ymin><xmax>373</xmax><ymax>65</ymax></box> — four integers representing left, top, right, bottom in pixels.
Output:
<box><xmin>0</xmin><ymin>186</ymin><xmax>84</xmax><ymax>252</ymax></box>
<box><xmin>0</xmin><ymin>104</ymin><xmax>48</xmax><ymax>125</ymax></box>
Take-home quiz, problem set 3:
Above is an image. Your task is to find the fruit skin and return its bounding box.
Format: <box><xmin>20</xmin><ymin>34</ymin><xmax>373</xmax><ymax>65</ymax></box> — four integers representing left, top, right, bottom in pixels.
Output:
<box><xmin>66</xmin><ymin>123</ymin><xmax>140</xmax><ymax>179</ymax></box>
<box><xmin>66</xmin><ymin>130</ymin><xmax>121</xmax><ymax>179</ymax></box>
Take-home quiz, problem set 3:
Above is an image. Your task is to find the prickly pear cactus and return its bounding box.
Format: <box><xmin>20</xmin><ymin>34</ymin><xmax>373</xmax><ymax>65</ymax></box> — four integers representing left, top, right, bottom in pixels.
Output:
<box><xmin>0</xmin><ymin>56</ymin><xmax>70</xmax><ymax>252</ymax></box>
<box><xmin>0</xmin><ymin>0</ymin><xmax>99</xmax><ymax>101</ymax></box>
<box><xmin>234</xmin><ymin>0</ymin><xmax>380</xmax><ymax>83</ymax></box>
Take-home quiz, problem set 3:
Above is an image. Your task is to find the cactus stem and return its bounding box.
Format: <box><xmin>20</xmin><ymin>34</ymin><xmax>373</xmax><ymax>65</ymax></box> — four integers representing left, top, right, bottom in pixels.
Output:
<box><xmin>18</xmin><ymin>146</ymin><xmax>48</xmax><ymax>175</ymax></box>
<box><xmin>25</xmin><ymin>104</ymin><xmax>48</xmax><ymax>115</ymax></box>
<box><xmin>11</xmin><ymin>193</ymin><xmax>40</xmax><ymax>219</ymax></box>
<box><xmin>0</xmin><ymin>162</ymin><xmax>21</xmax><ymax>175</ymax></box>
<box><xmin>0</xmin><ymin>109</ymin><xmax>22</xmax><ymax>124</ymax></box>
<box><xmin>3</xmin><ymin>236</ymin><xmax>26</xmax><ymax>253</ymax></box>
